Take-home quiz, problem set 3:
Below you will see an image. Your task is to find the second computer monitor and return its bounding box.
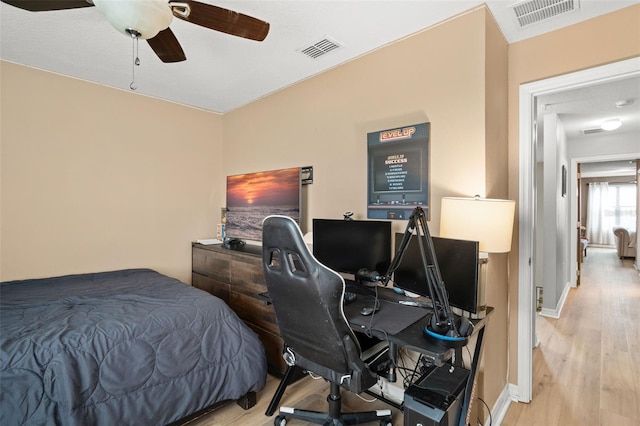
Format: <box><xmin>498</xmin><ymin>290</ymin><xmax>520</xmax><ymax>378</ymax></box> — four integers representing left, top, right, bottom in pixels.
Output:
<box><xmin>312</xmin><ymin>219</ymin><xmax>392</xmax><ymax>276</ymax></box>
<box><xmin>393</xmin><ymin>233</ymin><xmax>480</xmax><ymax>314</ymax></box>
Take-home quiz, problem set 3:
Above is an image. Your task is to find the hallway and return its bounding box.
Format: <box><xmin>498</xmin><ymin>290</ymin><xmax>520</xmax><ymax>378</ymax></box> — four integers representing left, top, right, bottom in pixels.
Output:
<box><xmin>502</xmin><ymin>247</ymin><xmax>640</xmax><ymax>425</ymax></box>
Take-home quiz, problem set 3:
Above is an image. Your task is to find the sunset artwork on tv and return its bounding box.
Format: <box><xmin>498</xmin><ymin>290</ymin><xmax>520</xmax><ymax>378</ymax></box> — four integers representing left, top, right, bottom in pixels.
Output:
<box><xmin>225</xmin><ymin>167</ymin><xmax>301</xmax><ymax>242</ymax></box>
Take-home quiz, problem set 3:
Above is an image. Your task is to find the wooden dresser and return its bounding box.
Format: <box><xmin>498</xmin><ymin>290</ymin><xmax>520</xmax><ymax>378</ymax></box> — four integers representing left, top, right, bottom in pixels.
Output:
<box><xmin>191</xmin><ymin>243</ymin><xmax>287</xmax><ymax>375</ymax></box>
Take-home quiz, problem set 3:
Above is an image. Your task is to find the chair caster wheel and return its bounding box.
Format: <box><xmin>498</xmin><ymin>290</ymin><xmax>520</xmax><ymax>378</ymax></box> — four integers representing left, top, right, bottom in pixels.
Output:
<box><xmin>274</xmin><ymin>415</ymin><xmax>287</xmax><ymax>425</ymax></box>
<box><xmin>380</xmin><ymin>419</ymin><xmax>392</xmax><ymax>426</ymax></box>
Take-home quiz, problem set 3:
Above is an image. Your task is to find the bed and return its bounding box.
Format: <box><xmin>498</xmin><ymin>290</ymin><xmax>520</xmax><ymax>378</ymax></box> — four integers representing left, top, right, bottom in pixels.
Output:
<box><xmin>0</xmin><ymin>268</ymin><xmax>267</xmax><ymax>426</ymax></box>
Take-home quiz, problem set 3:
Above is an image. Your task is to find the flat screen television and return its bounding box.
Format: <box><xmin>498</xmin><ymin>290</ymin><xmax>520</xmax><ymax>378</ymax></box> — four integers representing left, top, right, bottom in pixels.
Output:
<box><xmin>225</xmin><ymin>167</ymin><xmax>301</xmax><ymax>243</ymax></box>
<box><xmin>312</xmin><ymin>219</ymin><xmax>392</xmax><ymax>276</ymax></box>
<box><xmin>393</xmin><ymin>233</ymin><xmax>480</xmax><ymax>314</ymax></box>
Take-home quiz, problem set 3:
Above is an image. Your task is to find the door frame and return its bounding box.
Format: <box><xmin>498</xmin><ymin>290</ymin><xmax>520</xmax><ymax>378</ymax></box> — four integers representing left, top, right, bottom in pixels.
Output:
<box><xmin>517</xmin><ymin>57</ymin><xmax>640</xmax><ymax>402</ymax></box>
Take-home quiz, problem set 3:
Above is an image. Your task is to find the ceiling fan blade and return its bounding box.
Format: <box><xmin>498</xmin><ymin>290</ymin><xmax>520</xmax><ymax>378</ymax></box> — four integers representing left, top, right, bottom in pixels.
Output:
<box><xmin>172</xmin><ymin>0</ymin><xmax>269</xmax><ymax>42</ymax></box>
<box><xmin>1</xmin><ymin>0</ymin><xmax>93</xmax><ymax>12</ymax></box>
<box><xmin>147</xmin><ymin>27</ymin><xmax>186</xmax><ymax>63</ymax></box>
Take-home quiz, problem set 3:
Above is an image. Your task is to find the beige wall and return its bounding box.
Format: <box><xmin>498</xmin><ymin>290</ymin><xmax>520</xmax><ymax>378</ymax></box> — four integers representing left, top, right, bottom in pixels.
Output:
<box><xmin>507</xmin><ymin>4</ymin><xmax>640</xmax><ymax>384</ymax></box>
<box><xmin>1</xmin><ymin>62</ymin><xmax>224</xmax><ymax>283</ymax></box>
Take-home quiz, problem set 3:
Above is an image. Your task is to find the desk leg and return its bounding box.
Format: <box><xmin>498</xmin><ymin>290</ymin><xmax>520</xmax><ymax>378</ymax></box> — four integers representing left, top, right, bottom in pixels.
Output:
<box><xmin>265</xmin><ymin>365</ymin><xmax>300</xmax><ymax>416</ymax></box>
<box><xmin>458</xmin><ymin>326</ymin><xmax>486</xmax><ymax>426</ymax></box>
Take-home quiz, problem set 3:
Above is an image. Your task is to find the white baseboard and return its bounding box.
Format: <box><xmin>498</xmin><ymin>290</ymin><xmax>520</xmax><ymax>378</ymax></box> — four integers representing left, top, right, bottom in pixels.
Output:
<box><xmin>539</xmin><ymin>280</ymin><xmax>571</xmax><ymax>318</ymax></box>
<box><xmin>479</xmin><ymin>384</ymin><xmax>512</xmax><ymax>426</ymax></box>
<box><xmin>507</xmin><ymin>383</ymin><xmax>520</xmax><ymax>400</ymax></box>
<box><xmin>539</xmin><ymin>307</ymin><xmax>559</xmax><ymax>318</ymax></box>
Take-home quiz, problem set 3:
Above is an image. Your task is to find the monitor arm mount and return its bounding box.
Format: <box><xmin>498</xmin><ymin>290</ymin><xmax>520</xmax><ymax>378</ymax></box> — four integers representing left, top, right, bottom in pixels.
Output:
<box><xmin>379</xmin><ymin>206</ymin><xmax>472</xmax><ymax>345</ymax></box>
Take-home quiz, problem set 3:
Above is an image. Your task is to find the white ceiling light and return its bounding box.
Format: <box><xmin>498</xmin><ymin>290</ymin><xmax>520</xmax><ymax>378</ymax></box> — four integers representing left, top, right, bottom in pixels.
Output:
<box><xmin>92</xmin><ymin>0</ymin><xmax>173</xmax><ymax>40</ymax></box>
<box><xmin>601</xmin><ymin>118</ymin><xmax>622</xmax><ymax>131</ymax></box>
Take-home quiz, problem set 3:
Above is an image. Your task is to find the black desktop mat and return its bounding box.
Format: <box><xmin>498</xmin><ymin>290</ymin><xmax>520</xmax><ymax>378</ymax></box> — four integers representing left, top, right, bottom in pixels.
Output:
<box><xmin>349</xmin><ymin>299</ymin><xmax>426</xmax><ymax>335</ymax></box>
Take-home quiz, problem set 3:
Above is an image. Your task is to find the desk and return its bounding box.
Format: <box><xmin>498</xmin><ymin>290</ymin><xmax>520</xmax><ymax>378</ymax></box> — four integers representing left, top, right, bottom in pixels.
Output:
<box><xmin>345</xmin><ymin>284</ymin><xmax>492</xmax><ymax>424</ymax></box>
<box><xmin>264</xmin><ymin>284</ymin><xmax>492</xmax><ymax>422</ymax></box>
<box><xmin>344</xmin><ymin>284</ymin><xmax>457</xmax><ymax>366</ymax></box>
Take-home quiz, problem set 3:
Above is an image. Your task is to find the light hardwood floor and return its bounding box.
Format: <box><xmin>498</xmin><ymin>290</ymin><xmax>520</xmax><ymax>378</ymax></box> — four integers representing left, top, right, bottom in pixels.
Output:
<box><xmin>502</xmin><ymin>247</ymin><xmax>640</xmax><ymax>426</ymax></box>
<box><xmin>184</xmin><ymin>247</ymin><xmax>639</xmax><ymax>426</ymax></box>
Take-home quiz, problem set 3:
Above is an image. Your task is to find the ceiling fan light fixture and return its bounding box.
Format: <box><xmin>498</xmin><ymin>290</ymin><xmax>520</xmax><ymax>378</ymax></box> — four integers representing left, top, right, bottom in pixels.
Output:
<box><xmin>93</xmin><ymin>0</ymin><xmax>173</xmax><ymax>40</ymax></box>
<box><xmin>601</xmin><ymin>118</ymin><xmax>622</xmax><ymax>131</ymax></box>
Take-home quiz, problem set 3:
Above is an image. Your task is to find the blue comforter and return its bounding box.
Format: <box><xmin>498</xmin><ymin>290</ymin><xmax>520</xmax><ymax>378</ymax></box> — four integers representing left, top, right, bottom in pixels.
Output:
<box><xmin>0</xmin><ymin>269</ymin><xmax>267</xmax><ymax>425</ymax></box>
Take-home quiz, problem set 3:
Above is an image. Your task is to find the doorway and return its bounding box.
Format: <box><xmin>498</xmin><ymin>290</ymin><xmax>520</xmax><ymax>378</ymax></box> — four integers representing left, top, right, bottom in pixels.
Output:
<box><xmin>517</xmin><ymin>57</ymin><xmax>640</xmax><ymax>403</ymax></box>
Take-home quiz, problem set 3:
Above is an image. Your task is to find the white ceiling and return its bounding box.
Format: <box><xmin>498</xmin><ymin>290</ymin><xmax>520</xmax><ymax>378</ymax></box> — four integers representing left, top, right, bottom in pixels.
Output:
<box><xmin>537</xmin><ymin>76</ymin><xmax>640</xmax><ymax>140</ymax></box>
<box><xmin>1</xmin><ymin>0</ymin><xmax>638</xmax><ymax>114</ymax></box>
<box><xmin>537</xmin><ymin>75</ymin><xmax>640</xmax><ymax>178</ymax></box>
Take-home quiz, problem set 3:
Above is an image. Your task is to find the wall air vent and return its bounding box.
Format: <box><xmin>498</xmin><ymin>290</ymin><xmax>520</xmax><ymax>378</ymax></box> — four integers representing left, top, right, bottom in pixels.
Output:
<box><xmin>512</xmin><ymin>0</ymin><xmax>579</xmax><ymax>27</ymax></box>
<box><xmin>297</xmin><ymin>37</ymin><xmax>342</xmax><ymax>59</ymax></box>
<box><xmin>582</xmin><ymin>127</ymin><xmax>605</xmax><ymax>135</ymax></box>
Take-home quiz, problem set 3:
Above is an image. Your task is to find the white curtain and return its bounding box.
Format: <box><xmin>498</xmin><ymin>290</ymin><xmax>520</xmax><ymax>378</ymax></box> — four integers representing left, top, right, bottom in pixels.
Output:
<box><xmin>586</xmin><ymin>182</ymin><xmax>615</xmax><ymax>245</ymax></box>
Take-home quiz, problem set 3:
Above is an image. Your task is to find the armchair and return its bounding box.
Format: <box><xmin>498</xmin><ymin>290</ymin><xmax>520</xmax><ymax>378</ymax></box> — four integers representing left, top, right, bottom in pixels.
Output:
<box><xmin>612</xmin><ymin>226</ymin><xmax>637</xmax><ymax>259</ymax></box>
<box><xmin>262</xmin><ymin>215</ymin><xmax>393</xmax><ymax>426</ymax></box>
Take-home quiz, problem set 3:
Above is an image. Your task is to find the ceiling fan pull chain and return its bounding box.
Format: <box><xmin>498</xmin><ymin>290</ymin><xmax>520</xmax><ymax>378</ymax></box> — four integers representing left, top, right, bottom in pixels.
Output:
<box><xmin>129</xmin><ymin>29</ymin><xmax>141</xmax><ymax>91</ymax></box>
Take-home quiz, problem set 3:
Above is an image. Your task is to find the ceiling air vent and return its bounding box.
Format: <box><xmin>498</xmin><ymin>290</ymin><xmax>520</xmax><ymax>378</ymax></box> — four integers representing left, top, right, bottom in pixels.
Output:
<box><xmin>512</xmin><ymin>0</ymin><xmax>579</xmax><ymax>27</ymax></box>
<box><xmin>582</xmin><ymin>127</ymin><xmax>605</xmax><ymax>135</ymax></box>
<box><xmin>298</xmin><ymin>37</ymin><xmax>342</xmax><ymax>59</ymax></box>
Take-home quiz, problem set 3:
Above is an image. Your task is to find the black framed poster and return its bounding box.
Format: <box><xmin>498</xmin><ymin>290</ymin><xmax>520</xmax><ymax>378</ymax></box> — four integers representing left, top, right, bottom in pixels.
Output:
<box><xmin>367</xmin><ymin>122</ymin><xmax>430</xmax><ymax>220</ymax></box>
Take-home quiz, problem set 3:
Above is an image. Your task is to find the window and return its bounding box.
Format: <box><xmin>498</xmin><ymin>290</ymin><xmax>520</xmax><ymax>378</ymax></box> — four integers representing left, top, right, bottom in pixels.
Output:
<box><xmin>608</xmin><ymin>183</ymin><xmax>637</xmax><ymax>230</ymax></box>
<box><xmin>587</xmin><ymin>182</ymin><xmax>637</xmax><ymax>245</ymax></box>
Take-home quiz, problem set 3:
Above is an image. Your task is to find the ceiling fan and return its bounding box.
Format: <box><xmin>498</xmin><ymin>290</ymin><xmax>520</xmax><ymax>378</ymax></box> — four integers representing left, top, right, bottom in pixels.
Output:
<box><xmin>1</xmin><ymin>0</ymin><xmax>270</xmax><ymax>63</ymax></box>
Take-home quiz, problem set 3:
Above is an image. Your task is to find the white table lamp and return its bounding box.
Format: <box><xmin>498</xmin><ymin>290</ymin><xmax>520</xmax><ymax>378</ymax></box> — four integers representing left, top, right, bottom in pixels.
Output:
<box><xmin>440</xmin><ymin>196</ymin><xmax>515</xmax><ymax>318</ymax></box>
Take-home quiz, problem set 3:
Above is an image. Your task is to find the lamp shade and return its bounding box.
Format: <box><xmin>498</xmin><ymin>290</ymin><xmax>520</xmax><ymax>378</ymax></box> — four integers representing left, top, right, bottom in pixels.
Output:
<box><xmin>440</xmin><ymin>197</ymin><xmax>515</xmax><ymax>253</ymax></box>
<box><xmin>93</xmin><ymin>0</ymin><xmax>173</xmax><ymax>40</ymax></box>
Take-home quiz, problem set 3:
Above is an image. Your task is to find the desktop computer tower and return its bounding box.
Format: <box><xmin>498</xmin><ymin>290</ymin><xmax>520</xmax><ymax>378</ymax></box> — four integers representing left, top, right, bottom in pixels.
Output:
<box><xmin>403</xmin><ymin>365</ymin><xmax>470</xmax><ymax>426</ymax></box>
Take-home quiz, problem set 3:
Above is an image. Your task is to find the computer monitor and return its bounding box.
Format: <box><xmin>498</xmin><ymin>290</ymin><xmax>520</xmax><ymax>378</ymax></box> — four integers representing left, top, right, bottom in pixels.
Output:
<box><xmin>312</xmin><ymin>219</ymin><xmax>392</xmax><ymax>276</ymax></box>
<box><xmin>393</xmin><ymin>233</ymin><xmax>480</xmax><ymax>314</ymax></box>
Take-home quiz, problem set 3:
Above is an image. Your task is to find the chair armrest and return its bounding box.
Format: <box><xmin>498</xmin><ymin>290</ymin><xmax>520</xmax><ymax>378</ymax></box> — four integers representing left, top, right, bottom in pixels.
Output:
<box><xmin>342</xmin><ymin>335</ymin><xmax>378</xmax><ymax>394</ymax></box>
<box><xmin>362</xmin><ymin>340</ymin><xmax>392</xmax><ymax>377</ymax></box>
<box><xmin>613</xmin><ymin>227</ymin><xmax>629</xmax><ymax>248</ymax></box>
